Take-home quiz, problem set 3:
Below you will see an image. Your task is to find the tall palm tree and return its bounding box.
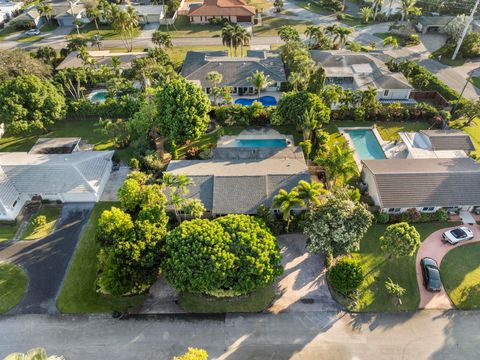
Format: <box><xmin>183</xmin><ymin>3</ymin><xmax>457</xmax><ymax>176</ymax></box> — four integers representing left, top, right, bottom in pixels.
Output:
<box><xmin>221</xmin><ymin>24</ymin><xmax>234</xmax><ymax>55</ymax></box>
<box><xmin>336</xmin><ymin>27</ymin><xmax>353</xmax><ymax>48</ymax></box>
<box><xmin>325</xmin><ymin>23</ymin><xmax>340</xmax><ymax>45</ymax></box>
<box><xmin>231</xmin><ymin>24</ymin><xmax>251</xmax><ymax>57</ymax></box>
<box><xmin>37</xmin><ymin>3</ymin><xmax>53</xmax><ymax>24</ymax></box>
<box><xmin>206</xmin><ymin>71</ymin><xmax>223</xmax><ymax>104</ymax></box>
<box><xmin>162</xmin><ymin>173</ymin><xmax>193</xmax><ymax>223</ymax></box>
<box><xmin>90</xmin><ymin>33</ymin><xmax>102</xmax><ymax>50</ymax></box>
<box><xmin>86</xmin><ymin>6</ymin><xmax>101</xmax><ymax>31</ymax></box>
<box><xmin>4</xmin><ymin>347</ymin><xmax>64</xmax><ymax>360</ymax></box>
<box><xmin>152</xmin><ymin>31</ymin><xmax>172</xmax><ymax>49</ymax></box>
<box><xmin>246</xmin><ymin>70</ymin><xmax>272</xmax><ymax>99</ymax></box>
<box><xmin>401</xmin><ymin>0</ymin><xmax>420</xmax><ymax>22</ymax></box>
<box><xmin>372</xmin><ymin>0</ymin><xmax>384</xmax><ymax>21</ymax></box>
<box><xmin>294</xmin><ymin>180</ymin><xmax>326</xmax><ymax>209</ymax></box>
<box><xmin>300</xmin><ymin>107</ymin><xmax>318</xmax><ymax>141</ymax></box>
<box><xmin>288</xmin><ymin>71</ymin><xmax>305</xmax><ymax>92</ymax></box>
<box><xmin>112</xmin><ymin>6</ymin><xmax>139</xmax><ymax>52</ymax></box>
<box><xmin>315</xmin><ymin>143</ymin><xmax>359</xmax><ymax>188</ymax></box>
<box><xmin>305</xmin><ymin>25</ymin><xmax>323</xmax><ymax>48</ymax></box>
<box><xmin>272</xmin><ymin>189</ymin><xmax>304</xmax><ymax>231</ymax></box>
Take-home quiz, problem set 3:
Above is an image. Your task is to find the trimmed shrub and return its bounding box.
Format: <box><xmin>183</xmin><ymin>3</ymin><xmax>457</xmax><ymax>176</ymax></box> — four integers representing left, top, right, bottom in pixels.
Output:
<box><xmin>328</xmin><ymin>258</ymin><xmax>363</xmax><ymax>296</ymax></box>
<box><xmin>375</xmin><ymin>212</ymin><xmax>390</xmax><ymax>224</ymax></box>
<box><xmin>435</xmin><ymin>208</ymin><xmax>449</xmax><ymax>222</ymax></box>
<box><xmin>32</xmin><ymin>215</ymin><xmax>47</xmax><ymax>227</ymax></box>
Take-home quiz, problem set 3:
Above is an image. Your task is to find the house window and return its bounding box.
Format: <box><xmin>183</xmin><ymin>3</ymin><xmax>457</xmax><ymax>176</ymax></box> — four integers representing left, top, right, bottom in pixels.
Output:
<box><xmin>383</xmin><ymin>90</ymin><xmax>390</xmax><ymax>97</ymax></box>
<box><xmin>387</xmin><ymin>208</ymin><xmax>401</xmax><ymax>213</ymax></box>
<box><xmin>421</xmin><ymin>207</ymin><xmax>435</xmax><ymax>212</ymax></box>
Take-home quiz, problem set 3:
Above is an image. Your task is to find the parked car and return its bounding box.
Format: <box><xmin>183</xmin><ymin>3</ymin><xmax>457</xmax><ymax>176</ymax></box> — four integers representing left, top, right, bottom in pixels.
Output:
<box><xmin>442</xmin><ymin>227</ymin><xmax>474</xmax><ymax>245</ymax></box>
<box><xmin>420</xmin><ymin>257</ymin><xmax>442</xmax><ymax>292</ymax></box>
<box><xmin>24</xmin><ymin>28</ymin><xmax>40</xmax><ymax>36</ymax></box>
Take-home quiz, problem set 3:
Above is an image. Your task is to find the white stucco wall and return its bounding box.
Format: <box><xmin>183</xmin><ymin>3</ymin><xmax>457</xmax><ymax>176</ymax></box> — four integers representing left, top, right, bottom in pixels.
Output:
<box><xmin>377</xmin><ymin>88</ymin><xmax>411</xmax><ymax>100</ymax></box>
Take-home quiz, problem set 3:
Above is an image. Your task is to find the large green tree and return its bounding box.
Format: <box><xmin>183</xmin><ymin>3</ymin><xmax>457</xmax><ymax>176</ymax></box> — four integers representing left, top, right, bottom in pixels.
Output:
<box><xmin>162</xmin><ymin>215</ymin><xmax>283</xmax><ymax>296</ymax></box>
<box><xmin>0</xmin><ymin>49</ymin><xmax>51</xmax><ymax>81</ymax></box>
<box><xmin>380</xmin><ymin>222</ymin><xmax>421</xmax><ymax>259</ymax></box>
<box><xmin>0</xmin><ymin>75</ymin><xmax>66</xmax><ymax>134</ymax></box>
<box><xmin>154</xmin><ymin>77</ymin><xmax>211</xmax><ymax>143</ymax></box>
<box><xmin>304</xmin><ymin>191</ymin><xmax>373</xmax><ymax>255</ymax></box>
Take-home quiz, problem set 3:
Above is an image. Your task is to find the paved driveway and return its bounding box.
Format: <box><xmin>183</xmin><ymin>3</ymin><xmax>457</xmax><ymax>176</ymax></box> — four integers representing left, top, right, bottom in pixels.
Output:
<box><xmin>268</xmin><ymin>234</ymin><xmax>341</xmax><ymax>313</ymax></box>
<box><xmin>416</xmin><ymin>224</ymin><xmax>480</xmax><ymax>310</ymax></box>
<box><xmin>0</xmin><ymin>203</ymin><xmax>93</xmax><ymax>314</ymax></box>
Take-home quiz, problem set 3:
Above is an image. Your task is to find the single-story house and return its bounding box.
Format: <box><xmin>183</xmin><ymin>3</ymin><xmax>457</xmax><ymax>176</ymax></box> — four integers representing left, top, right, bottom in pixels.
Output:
<box><xmin>0</xmin><ymin>1</ymin><xmax>23</xmax><ymax>25</ymax></box>
<box><xmin>119</xmin><ymin>4</ymin><xmax>165</xmax><ymax>24</ymax></box>
<box><xmin>310</xmin><ymin>50</ymin><xmax>415</xmax><ymax>105</ymax></box>
<box><xmin>363</xmin><ymin>0</ymin><xmax>402</xmax><ymax>16</ymax></box>
<box><xmin>12</xmin><ymin>0</ymin><xmax>88</xmax><ymax>27</ymax></box>
<box><xmin>56</xmin><ymin>50</ymin><xmax>148</xmax><ymax>70</ymax></box>
<box><xmin>416</xmin><ymin>16</ymin><xmax>455</xmax><ymax>34</ymax></box>
<box><xmin>362</xmin><ymin>157</ymin><xmax>480</xmax><ymax>214</ymax></box>
<box><xmin>0</xmin><ymin>149</ymin><xmax>113</xmax><ymax>220</ymax></box>
<box><xmin>399</xmin><ymin>129</ymin><xmax>476</xmax><ymax>159</ymax></box>
<box><xmin>187</xmin><ymin>0</ymin><xmax>256</xmax><ymax>24</ymax></box>
<box><xmin>166</xmin><ymin>146</ymin><xmax>310</xmax><ymax>216</ymax></box>
<box><xmin>181</xmin><ymin>50</ymin><xmax>287</xmax><ymax>96</ymax></box>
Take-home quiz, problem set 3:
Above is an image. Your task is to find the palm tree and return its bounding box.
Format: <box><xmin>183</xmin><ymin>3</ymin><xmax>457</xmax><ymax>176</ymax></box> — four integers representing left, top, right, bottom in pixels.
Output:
<box><xmin>315</xmin><ymin>143</ymin><xmax>359</xmax><ymax>188</ymax></box>
<box><xmin>86</xmin><ymin>6</ymin><xmax>101</xmax><ymax>31</ymax></box>
<box><xmin>336</xmin><ymin>27</ymin><xmax>353</xmax><ymax>48</ymax></box>
<box><xmin>305</xmin><ymin>25</ymin><xmax>322</xmax><ymax>48</ymax></box>
<box><xmin>300</xmin><ymin>107</ymin><xmax>318</xmax><ymax>141</ymax></box>
<box><xmin>206</xmin><ymin>71</ymin><xmax>223</xmax><ymax>104</ymax></box>
<box><xmin>77</xmin><ymin>47</ymin><xmax>96</xmax><ymax>67</ymax></box>
<box><xmin>4</xmin><ymin>347</ymin><xmax>64</xmax><ymax>360</ymax></box>
<box><xmin>294</xmin><ymin>180</ymin><xmax>326</xmax><ymax>209</ymax></box>
<box><xmin>359</xmin><ymin>7</ymin><xmax>373</xmax><ymax>23</ymax></box>
<box><xmin>112</xmin><ymin>6</ymin><xmax>139</xmax><ymax>52</ymax></box>
<box><xmin>152</xmin><ymin>30</ymin><xmax>172</xmax><ymax>49</ymax></box>
<box><xmin>400</xmin><ymin>0</ymin><xmax>420</xmax><ymax>22</ymax></box>
<box><xmin>288</xmin><ymin>71</ymin><xmax>305</xmax><ymax>91</ymax></box>
<box><xmin>73</xmin><ymin>18</ymin><xmax>82</xmax><ymax>35</ymax></box>
<box><xmin>383</xmin><ymin>35</ymin><xmax>399</xmax><ymax>48</ymax></box>
<box><xmin>90</xmin><ymin>33</ymin><xmax>102</xmax><ymax>50</ymax></box>
<box><xmin>272</xmin><ymin>189</ymin><xmax>304</xmax><ymax>231</ymax></box>
<box><xmin>247</xmin><ymin>70</ymin><xmax>272</xmax><ymax>99</ymax></box>
<box><xmin>37</xmin><ymin>3</ymin><xmax>53</xmax><ymax>24</ymax></box>
<box><xmin>231</xmin><ymin>23</ymin><xmax>250</xmax><ymax>56</ymax></box>
<box><xmin>221</xmin><ymin>24</ymin><xmax>234</xmax><ymax>55</ymax></box>
<box><xmin>372</xmin><ymin>0</ymin><xmax>384</xmax><ymax>21</ymax></box>
<box><xmin>325</xmin><ymin>23</ymin><xmax>340</xmax><ymax>46</ymax></box>
<box><xmin>162</xmin><ymin>173</ymin><xmax>193</xmax><ymax>223</ymax></box>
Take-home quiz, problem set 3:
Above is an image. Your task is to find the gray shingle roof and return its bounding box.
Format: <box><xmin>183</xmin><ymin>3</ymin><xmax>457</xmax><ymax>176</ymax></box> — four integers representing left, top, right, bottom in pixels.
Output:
<box><xmin>180</xmin><ymin>50</ymin><xmax>286</xmax><ymax>88</ymax></box>
<box><xmin>363</xmin><ymin>158</ymin><xmax>480</xmax><ymax>208</ymax></box>
<box><xmin>420</xmin><ymin>130</ymin><xmax>476</xmax><ymax>152</ymax></box>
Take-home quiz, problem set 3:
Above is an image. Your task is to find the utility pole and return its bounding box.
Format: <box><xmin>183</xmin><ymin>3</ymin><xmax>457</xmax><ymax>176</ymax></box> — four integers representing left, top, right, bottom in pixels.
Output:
<box><xmin>452</xmin><ymin>0</ymin><xmax>480</xmax><ymax>61</ymax></box>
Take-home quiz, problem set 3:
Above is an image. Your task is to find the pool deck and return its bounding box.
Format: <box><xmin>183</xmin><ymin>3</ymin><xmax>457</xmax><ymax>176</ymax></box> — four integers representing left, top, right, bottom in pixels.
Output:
<box><xmin>217</xmin><ymin>128</ymin><xmax>294</xmax><ymax>148</ymax></box>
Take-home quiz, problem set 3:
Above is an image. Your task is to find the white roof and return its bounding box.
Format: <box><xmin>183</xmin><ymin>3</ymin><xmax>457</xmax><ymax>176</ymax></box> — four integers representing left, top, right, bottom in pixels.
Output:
<box><xmin>399</xmin><ymin>132</ymin><xmax>468</xmax><ymax>159</ymax></box>
<box><xmin>0</xmin><ymin>151</ymin><xmax>113</xmax><ymax>211</ymax></box>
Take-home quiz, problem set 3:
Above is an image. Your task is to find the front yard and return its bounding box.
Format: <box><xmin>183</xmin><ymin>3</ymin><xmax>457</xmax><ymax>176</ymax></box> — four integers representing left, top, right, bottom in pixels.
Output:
<box><xmin>22</xmin><ymin>207</ymin><xmax>61</xmax><ymax>240</ymax></box>
<box><xmin>0</xmin><ymin>263</ymin><xmax>28</xmax><ymax>313</ymax></box>
<box><xmin>441</xmin><ymin>242</ymin><xmax>480</xmax><ymax>309</ymax></box>
<box><xmin>157</xmin><ymin>16</ymin><xmax>222</xmax><ymax>38</ymax></box>
<box><xmin>0</xmin><ymin>222</ymin><xmax>20</xmax><ymax>243</ymax></box>
<box><xmin>336</xmin><ymin>222</ymin><xmax>458</xmax><ymax>312</ymax></box>
<box><xmin>253</xmin><ymin>17</ymin><xmax>312</xmax><ymax>37</ymax></box>
<box><xmin>68</xmin><ymin>23</ymin><xmax>142</xmax><ymax>40</ymax></box>
<box><xmin>56</xmin><ymin>202</ymin><xmax>145</xmax><ymax>313</ymax></box>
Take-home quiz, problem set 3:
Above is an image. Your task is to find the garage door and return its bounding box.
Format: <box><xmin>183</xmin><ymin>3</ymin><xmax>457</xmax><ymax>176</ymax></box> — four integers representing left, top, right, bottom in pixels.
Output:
<box><xmin>237</xmin><ymin>16</ymin><xmax>252</xmax><ymax>22</ymax></box>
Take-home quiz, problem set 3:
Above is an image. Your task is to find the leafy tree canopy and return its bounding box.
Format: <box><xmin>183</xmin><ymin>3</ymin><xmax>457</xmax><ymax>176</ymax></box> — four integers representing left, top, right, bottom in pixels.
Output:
<box><xmin>0</xmin><ymin>49</ymin><xmax>51</xmax><ymax>81</ymax></box>
<box><xmin>380</xmin><ymin>222</ymin><xmax>421</xmax><ymax>259</ymax></box>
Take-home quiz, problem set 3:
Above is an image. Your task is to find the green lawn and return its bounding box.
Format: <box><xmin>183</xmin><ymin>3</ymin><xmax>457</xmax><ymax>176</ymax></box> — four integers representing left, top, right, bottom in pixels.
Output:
<box><xmin>430</xmin><ymin>45</ymin><xmax>466</xmax><ymax>66</ymax></box>
<box><xmin>40</xmin><ymin>23</ymin><xmax>59</xmax><ymax>32</ymax></box>
<box><xmin>449</xmin><ymin>118</ymin><xmax>480</xmax><ymax>157</ymax></box>
<box><xmin>22</xmin><ymin>207</ymin><xmax>61</xmax><ymax>240</ymax></box>
<box><xmin>0</xmin><ymin>263</ymin><xmax>28</xmax><ymax>313</ymax></box>
<box><xmin>441</xmin><ymin>242</ymin><xmax>480</xmax><ymax>309</ymax></box>
<box><xmin>157</xmin><ymin>16</ymin><xmax>222</xmax><ymax>38</ymax></box>
<box><xmin>0</xmin><ymin>222</ymin><xmax>19</xmax><ymax>243</ymax></box>
<box><xmin>253</xmin><ymin>16</ymin><xmax>312</xmax><ymax>37</ymax></box>
<box><xmin>0</xmin><ymin>119</ymin><xmax>134</xmax><ymax>164</ymax></box>
<box><xmin>336</xmin><ymin>222</ymin><xmax>458</xmax><ymax>312</ymax></box>
<box><xmin>69</xmin><ymin>23</ymin><xmax>142</xmax><ymax>40</ymax></box>
<box><xmin>247</xmin><ymin>0</ymin><xmax>272</xmax><ymax>10</ymax></box>
<box><xmin>289</xmin><ymin>0</ymin><xmax>333</xmax><ymax>15</ymax></box>
<box><xmin>339</xmin><ymin>14</ymin><xmax>363</xmax><ymax>27</ymax></box>
<box><xmin>16</xmin><ymin>35</ymin><xmax>42</xmax><ymax>43</ymax></box>
<box><xmin>57</xmin><ymin>202</ymin><xmax>146</xmax><ymax>313</ymax></box>
<box><xmin>0</xmin><ymin>26</ymin><xmax>20</xmax><ymax>40</ymax></box>
<box><xmin>179</xmin><ymin>285</ymin><xmax>274</xmax><ymax>313</ymax></box>
<box><xmin>470</xmin><ymin>76</ymin><xmax>480</xmax><ymax>90</ymax></box>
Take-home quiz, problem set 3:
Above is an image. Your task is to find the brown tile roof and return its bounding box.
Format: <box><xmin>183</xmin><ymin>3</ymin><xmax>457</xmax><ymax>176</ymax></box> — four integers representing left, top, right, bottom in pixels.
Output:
<box><xmin>188</xmin><ymin>0</ymin><xmax>255</xmax><ymax>17</ymax></box>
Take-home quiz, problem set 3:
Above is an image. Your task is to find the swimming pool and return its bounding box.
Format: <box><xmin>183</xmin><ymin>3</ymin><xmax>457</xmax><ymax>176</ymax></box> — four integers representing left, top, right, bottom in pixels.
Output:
<box><xmin>346</xmin><ymin>129</ymin><xmax>386</xmax><ymax>160</ymax></box>
<box><xmin>231</xmin><ymin>139</ymin><xmax>287</xmax><ymax>148</ymax></box>
<box><xmin>235</xmin><ymin>96</ymin><xmax>277</xmax><ymax>107</ymax></box>
<box><xmin>89</xmin><ymin>90</ymin><xmax>108</xmax><ymax>103</ymax></box>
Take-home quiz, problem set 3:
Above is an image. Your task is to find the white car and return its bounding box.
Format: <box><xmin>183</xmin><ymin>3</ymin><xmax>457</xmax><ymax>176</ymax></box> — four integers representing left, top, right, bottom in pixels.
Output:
<box><xmin>442</xmin><ymin>227</ymin><xmax>474</xmax><ymax>245</ymax></box>
<box><xmin>24</xmin><ymin>28</ymin><xmax>40</xmax><ymax>36</ymax></box>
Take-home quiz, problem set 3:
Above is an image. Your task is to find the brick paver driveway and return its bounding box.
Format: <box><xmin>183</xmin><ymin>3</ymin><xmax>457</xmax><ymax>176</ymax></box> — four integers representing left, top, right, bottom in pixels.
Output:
<box><xmin>416</xmin><ymin>224</ymin><xmax>480</xmax><ymax>309</ymax></box>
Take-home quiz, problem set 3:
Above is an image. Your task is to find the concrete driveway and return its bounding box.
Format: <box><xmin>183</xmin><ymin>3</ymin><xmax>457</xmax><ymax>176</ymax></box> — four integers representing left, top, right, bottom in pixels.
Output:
<box><xmin>0</xmin><ymin>203</ymin><xmax>93</xmax><ymax>314</ymax></box>
<box><xmin>416</xmin><ymin>224</ymin><xmax>480</xmax><ymax>310</ymax></box>
<box><xmin>268</xmin><ymin>234</ymin><xmax>341</xmax><ymax>313</ymax></box>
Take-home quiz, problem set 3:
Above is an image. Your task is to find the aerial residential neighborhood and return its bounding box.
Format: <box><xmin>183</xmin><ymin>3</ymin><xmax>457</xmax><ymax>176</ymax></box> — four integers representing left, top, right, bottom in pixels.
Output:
<box><xmin>1</xmin><ymin>0</ymin><xmax>480</xmax><ymax>358</ymax></box>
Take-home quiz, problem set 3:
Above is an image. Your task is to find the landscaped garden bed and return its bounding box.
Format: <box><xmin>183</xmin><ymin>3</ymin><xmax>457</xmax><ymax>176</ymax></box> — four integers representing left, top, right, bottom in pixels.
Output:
<box><xmin>22</xmin><ymin>206</ymin><xmax>61</xmax><ymax>240</ymax></box>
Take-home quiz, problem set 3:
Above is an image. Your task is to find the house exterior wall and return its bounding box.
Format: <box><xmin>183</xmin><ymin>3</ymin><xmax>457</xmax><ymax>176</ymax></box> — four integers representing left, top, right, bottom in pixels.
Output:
<box><xmin>190</xmin><ymin>15</ymin><xmax>253</xmax><ymax>24</ymax></box>
<box><xmin>362</xmin><ymin>168</ymin><xmax>382</xmax><ymax>207</ymax></box>
<box><xmin>377</xmin><ymin>88</ymin><xmax>411</xmax><ymax>100</ymax></box>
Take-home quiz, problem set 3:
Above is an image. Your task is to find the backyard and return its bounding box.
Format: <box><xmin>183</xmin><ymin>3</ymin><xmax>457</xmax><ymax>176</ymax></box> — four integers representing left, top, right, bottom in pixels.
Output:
<box><xmin>450</xmin><ymin>117</ymin><xmax>480</xmax><ymax>157</ymax></box>
<box><xmin>335</xmin><ymin>222</ymin><xmax>459</xmax><ymax>312</ymax></box>
<box><xmin>56</xmin><ymin>202</ymin><xmax>146</xmax><ymax>313</ymax></box>
<box><xmin>441</xmin><ymin>242</ymin><xmax>480</xmax><ymax>309</ymax></box>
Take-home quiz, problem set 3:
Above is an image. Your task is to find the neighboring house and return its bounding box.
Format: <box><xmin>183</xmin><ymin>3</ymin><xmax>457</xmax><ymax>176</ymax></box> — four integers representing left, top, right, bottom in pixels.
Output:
<box><xmin>399</xmin><ymin>130</ymin><xmax>476</xmax><ymax>159</ymax></box>
<box><xmin>0</xmin><ymin>1</ymin><xmax>23</xmax><ymax>25</ymax></box>
<box><xmin>12</xmin><ymin>0</ymin><xmax>88</xmax><ymax>27</ymax></box>
<box><xmin>310</xmin><ymin>50</ymin><xmax>414</xmax><ymax>105</ymax></box>
<box><xmin>187</xmin><ymin>0</ymin><xmax>256</xmax><ymax>24</ymax></box>
<box><xmin>0</xmin><ymin>148</ymin><xmax>113</xmax><ymax>221</ymax></box>
<box><xmin>56</xmin><ymin>50</ymin><xmax>148</xmax><ymax>70</ymax></box>
<box><xmin>415</xmin><ymin>16</ymin><xmax>455</xmax><ymax>34</ymax></box>
<box><xmin>166</xmin><ymin>146</ymin><xmax>310</xmax><ymax>216</ymax></box>
<box><xmin>181</xmin><ymin>50</ymin><xmax>286</xmax><ymax>96</ymax></box>
<box><xmin>119</xmin><ymin>4</ymin><xmax>165</xmax><ymax>24</ymax></box>
<box><xmin>364</xmin><ymin>0</ymin><xmax>402</xmax><ymax>16</ymax></box>
<box><xmin>362</xmin><ymin>157</ymin><xmax>480</xmax><ymax>214</ymax></box>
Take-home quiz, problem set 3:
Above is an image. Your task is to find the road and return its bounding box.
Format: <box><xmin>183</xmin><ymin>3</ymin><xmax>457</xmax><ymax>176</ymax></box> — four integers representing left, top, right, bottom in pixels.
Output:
<box><xmin>0</xmin><ymin>310</ymin><xmax>479</xmax><ymax>359</ymax></box>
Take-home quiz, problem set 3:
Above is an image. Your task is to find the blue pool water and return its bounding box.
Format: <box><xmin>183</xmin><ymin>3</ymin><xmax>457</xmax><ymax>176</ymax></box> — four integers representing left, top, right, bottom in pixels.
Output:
<box><xmin>231</xmin><ymin>139</ymin><xmax>287</xmax><ymax>148</ymax></box>
<box><xmin>89</xmin><ymin>91</ymin><xmax>108</xmax><ymax>103</ymax></box>
<box><xmin>346</xmin><ymin>129</ymin><xmax>386</xmax><ymax>160</ymax></box>
<box><xmin>235</xmin><ymin>96</ymin><xmax>277</xmax><ymax>107</ymax></box>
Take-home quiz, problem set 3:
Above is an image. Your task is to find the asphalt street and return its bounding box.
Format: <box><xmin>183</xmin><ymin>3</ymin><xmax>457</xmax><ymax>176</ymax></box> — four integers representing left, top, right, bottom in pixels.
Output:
<box><xmin>0</xmin><ymin>310</ymin><xmax>479</xmax><ymax>359</ymax></box>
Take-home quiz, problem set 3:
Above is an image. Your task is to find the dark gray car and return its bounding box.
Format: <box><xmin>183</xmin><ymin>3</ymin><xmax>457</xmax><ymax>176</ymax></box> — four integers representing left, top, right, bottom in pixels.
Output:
<box><xmin>420</xmin><ymin>257</ymin><xmax>442</xmax><ymax>292</ymax></box>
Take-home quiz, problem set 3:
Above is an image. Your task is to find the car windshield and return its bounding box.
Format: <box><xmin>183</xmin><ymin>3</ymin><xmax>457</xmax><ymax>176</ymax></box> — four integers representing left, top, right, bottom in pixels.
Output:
<box><xmin>428</xmin><ymin>267</ymin><xmax>440</xmax><ymax>281</ymax></box>
<box><xmin>451</xmin><ymin>229</ymin><xmax>467</xmax><ymax>239</ymax></box>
